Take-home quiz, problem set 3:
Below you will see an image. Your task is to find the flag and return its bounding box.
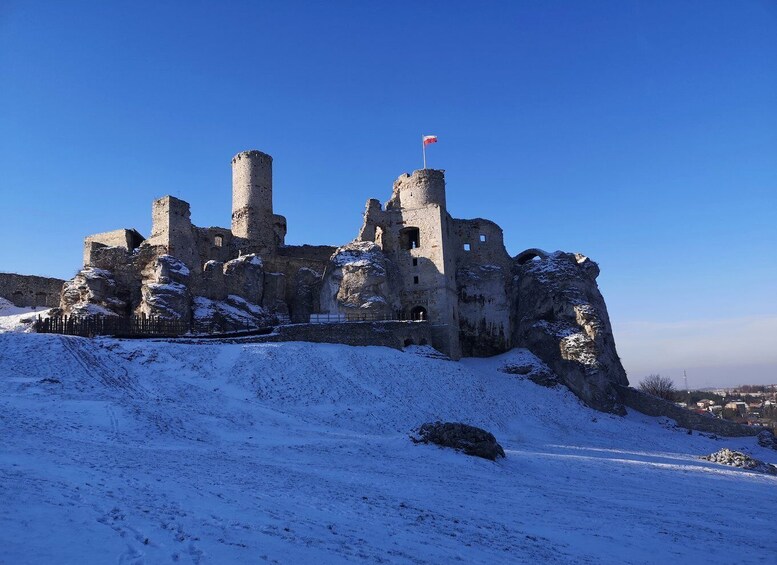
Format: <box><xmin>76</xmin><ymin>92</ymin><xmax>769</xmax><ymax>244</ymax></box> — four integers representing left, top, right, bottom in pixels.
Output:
<box><xmin>422</xmin><ymin>135</ymin><xmax>438</xmax><ymax>146</ymax></box>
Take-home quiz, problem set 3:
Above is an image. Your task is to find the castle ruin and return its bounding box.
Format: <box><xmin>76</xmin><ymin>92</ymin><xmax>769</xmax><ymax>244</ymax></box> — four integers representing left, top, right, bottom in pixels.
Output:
<box><xmin>3</xmin><ymin>148</ymin><xmax>633</xmax><ymax>413</ymax></box>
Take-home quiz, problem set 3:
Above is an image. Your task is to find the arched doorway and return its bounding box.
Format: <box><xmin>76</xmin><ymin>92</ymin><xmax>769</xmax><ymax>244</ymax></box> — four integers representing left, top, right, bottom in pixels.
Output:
<box><xmin>410</xmin><ymin>306</ymin><xmax>427</xmax><ymax>321</ymax></box>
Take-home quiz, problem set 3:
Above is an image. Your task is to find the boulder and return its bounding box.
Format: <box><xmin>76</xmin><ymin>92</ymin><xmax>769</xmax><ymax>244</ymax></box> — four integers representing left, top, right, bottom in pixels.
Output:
<box><xmin>320</xmin><ymin>241</ymin><xmax>400</xmax><ymax>318</ymax></box>
<box><xmin>757</xmin><ymin>430</ymin><xmax>777</xmax><ymax>450</ymax></box>
<box><xmin>411</xmin><ymin>421</ymin><xmax>506</xmax><ymax>461</ymax></box>
<box><xmin>512</xmin><ymin>251</ymin><xmax>628</xmax><ymax>414</ymax></box>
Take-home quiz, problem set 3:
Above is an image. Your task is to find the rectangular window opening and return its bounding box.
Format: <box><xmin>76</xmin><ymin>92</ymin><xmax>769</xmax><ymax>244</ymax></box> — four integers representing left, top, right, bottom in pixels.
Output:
<box><xmin>463</xmin><ymin>243</ymin><xmax>471</xmax><ymax>252</ymax></box>
<box><xmin>479</xmin><ymin>234</ymin><xmax>487</xmax><ymax>242</ymax></box>
<box><xmin>413</xmin><ymin>276</ymin><xmax>419</xmax><ymax>284</ymax></box>
<box><xmin>412</xmin><ymin>258</ymin><xmax>418</xmax><ymax>266</ymax></box>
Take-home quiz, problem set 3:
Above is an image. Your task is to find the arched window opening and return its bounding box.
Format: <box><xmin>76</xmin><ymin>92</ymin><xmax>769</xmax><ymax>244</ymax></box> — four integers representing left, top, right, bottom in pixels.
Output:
<box><xmin>410</xmin><ymin>306</ymin><xmax>427</xmax><ymax>321</ymax></box>
<box><xmin>214</xmin><ymin>234</ymin><xmax>224</xmax><ymax>247</ymax></box>
<box><xmin>399</xmin><ymin>227</ymin><xmax>420</xmax><ymax>250</ymax></box>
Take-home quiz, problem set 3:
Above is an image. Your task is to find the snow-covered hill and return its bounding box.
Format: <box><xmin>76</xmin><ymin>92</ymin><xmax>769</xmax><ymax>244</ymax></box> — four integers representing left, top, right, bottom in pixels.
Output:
<box><xmin>1</xmin><ymin>333</ymin><xmax>775</xmax><ymax>564</ymax></box>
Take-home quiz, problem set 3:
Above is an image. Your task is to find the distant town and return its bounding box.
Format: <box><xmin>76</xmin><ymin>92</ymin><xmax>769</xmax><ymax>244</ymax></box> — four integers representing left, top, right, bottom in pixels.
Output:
<box><xmin>676</xmin><ymin>385</ymin><xmax>777</xmax><ymax>432</ymax></box>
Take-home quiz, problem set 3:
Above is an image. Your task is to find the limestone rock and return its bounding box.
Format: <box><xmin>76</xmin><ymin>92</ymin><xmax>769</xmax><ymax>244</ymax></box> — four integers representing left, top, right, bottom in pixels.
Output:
<box><xmin>512</xmin><ymin>251</ymin><xmax>628</xmax><ymax>415</ymax></box>
<box><xmin>138</xmin><ymin>255</ymin><xmax>191</xmax><ymax>320</ymax></box>
<box><xmin>61</xmin><ymin>267</ymin><xmax>126</xmax><ymax>316</ymax></box>
<box><xmin>201</xmin><ymin>260</ymin><xmax>227</xmax><ymax>301</ymax></box>
<box><xmin>320</xmin><ymin>241</ymin><xmax>400</xmax><ymax>318</ymax></box>
<box><xmin>192</xmin><ymin>295</ymin><xmax>276</xmax><ymax>333</ymax></box>
<box><xmin>411</xmin><ymin>421</ymin><xmax>506</xmax><ymax>461</ymax></box>
<box><xmin>701</xmin><ymin>448</ymin><xmax>777</xmax><ymax>475</ymax></box>
<box><xmin>499</xmin><ymin>351</ymin><xmax>559</xmax><ymax>387</ymax></box>
<box><xmin>224</xmin><ymin>254</ymin><xmax>264</xmax><ymax>304</ymax></box>
<box><xmin>457</xmin><ymin>263</ymin><xmax>511</xmax><ymax>356</ymax></box>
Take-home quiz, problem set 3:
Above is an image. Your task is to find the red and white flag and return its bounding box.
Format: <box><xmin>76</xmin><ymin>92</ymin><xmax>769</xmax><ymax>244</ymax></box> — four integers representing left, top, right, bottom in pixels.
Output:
<box><xmin>422</xmin><ymin>135</ymin><xmax>438</xmax><ymax>146</ymax></box>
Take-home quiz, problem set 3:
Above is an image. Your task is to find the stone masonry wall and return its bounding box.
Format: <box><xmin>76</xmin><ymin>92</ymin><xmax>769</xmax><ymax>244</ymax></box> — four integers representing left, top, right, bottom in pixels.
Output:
<box><xmin>237</xmin><ymin>320</ymin><xmax>432</xmax><ymax>351</ymax></box>
<box><xmin>83</xmin><ymin>229</ymin><xmax>145</xmax><ymax>266</ymax></box>
<box><xmin>0</xmin><ymin>273</ymin><xmax>65</xmax><ymax>307</ymax></box>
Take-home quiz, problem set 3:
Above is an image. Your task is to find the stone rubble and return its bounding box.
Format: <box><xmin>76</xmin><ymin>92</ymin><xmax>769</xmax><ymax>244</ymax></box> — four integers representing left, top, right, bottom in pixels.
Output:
<box><xmin>701</xmin><ymin>448</ymin><xmax>777</xmax><ymax>475</ymax></box>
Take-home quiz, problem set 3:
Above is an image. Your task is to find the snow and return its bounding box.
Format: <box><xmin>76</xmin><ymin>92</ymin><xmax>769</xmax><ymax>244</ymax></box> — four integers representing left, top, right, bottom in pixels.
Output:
<box><xmin>0</xmin><ymin>298</ymin><xmax>53</xmax><ymax>333</ymax></box>
<box><xmin>1</xmin><ymin>334</ymin><xmax>775</xmax><ymax>564</ymax></box>
<box><xmin>332</xmin><ymin>242</ymin><xmax>385</xmax><ymax>272</ymax></box>
<box><xmin>81</xmin><ymin>267</ymin><xmax>115</xmax><ymax>281</ymax></box>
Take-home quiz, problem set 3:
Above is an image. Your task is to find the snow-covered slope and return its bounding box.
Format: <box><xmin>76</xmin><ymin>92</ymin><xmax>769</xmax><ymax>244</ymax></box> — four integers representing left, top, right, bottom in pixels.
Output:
<box><xmin>1</xmin><ymin>334</ymin><xmax>775</xmax><ymax>564</ymax></box>
<box><xmin>0</xmin><ymin>297</ymin><xmax>51</xmax><ymax>332</ymax></box>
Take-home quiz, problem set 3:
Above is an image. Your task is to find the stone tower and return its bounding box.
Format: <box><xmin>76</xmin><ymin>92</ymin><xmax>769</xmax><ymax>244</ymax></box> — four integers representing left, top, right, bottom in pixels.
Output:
<box><xmin>388</xmin><ymin>169</ymin><xmax>462</xmax><ymax>359</ymax></box>
<box><xmin>231</xmin><ymin>150</ymin><xmax>275</xmax><ymax>254</ymax></box>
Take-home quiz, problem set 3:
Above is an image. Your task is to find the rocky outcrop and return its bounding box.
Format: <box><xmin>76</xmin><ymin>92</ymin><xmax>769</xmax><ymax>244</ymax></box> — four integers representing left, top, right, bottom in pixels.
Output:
<box><xmin>224</xmin><ymin>255</ymin><xmax>264</xmax><ymax>304</ymax></box>
<box><xmin>411</xmin><ymin>421</ymin><xmax>506</xmax><ymax>461</ymax></box>
<box><xmin>512</xmin><ymin>251</ymin><xmax>628</xmax><ymax>415</ymax></box>
<box><xmin>138</xmin><ymin>255</ymin><xmax>192</xmax><ymax>320</ymax></box>
<box><xmin>457</xmin><ymin>263</ymin><xmax>511</xmax><ymax>356</ymax></box>
<box><xmin>320</xmin><ymin>242</ymin><xmax>400</xmax><ymax>318</ymax></box>
<box><xmin>61</xmin><ymin>267</ymin><xmax>126</xmax><ymax>316</ymax></box>
<box><xmin>192</xmin><ymin>295</ymin><xmax>275</xmax><ymax>333</ymax></box>
<box><xmin>701</xmin><ymin>448</ymin><xmax>777</xmax><ymax>475</ymax></box>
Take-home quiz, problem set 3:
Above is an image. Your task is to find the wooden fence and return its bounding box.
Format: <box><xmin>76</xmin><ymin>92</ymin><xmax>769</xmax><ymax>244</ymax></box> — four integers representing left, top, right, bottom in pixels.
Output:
<box><xmin>33</xmin><ymin>315</ymin><xmax>275</xmax><ymax>339</ymax></box>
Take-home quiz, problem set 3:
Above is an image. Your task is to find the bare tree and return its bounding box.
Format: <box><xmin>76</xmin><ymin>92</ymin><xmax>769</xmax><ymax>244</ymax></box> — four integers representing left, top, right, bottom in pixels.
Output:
<box><xmin>639</xmin><ymin>374</ymin><xmax>677</xmax><ymax>401</ymax></box>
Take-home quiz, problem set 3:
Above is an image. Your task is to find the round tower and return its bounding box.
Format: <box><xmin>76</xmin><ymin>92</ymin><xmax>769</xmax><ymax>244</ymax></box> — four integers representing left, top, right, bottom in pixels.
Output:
<box><xmin>231</xmin><ymin>150</ymin><xmax>274</xmax><ymax>252</ymax></box>
<box><xmin>393</xmin><ymin>169</ymin><xmax>447</xmax><ymax>210</ymax></box>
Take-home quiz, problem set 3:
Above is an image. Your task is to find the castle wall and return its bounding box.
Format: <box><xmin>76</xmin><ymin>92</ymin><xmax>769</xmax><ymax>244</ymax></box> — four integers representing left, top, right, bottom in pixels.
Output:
<box><xmin>83</xmin><ymin>229</ymin><xmax>145</xmax><ymax>266</ymax></box>
<box><xmin>229</xmin><ymin>320</ymin><xmax>432</xmax><ymax>352</ymax></box>
<box><xmin>265</xmin><ymin>245</ymin><xmax>337</xmax><ymax>320</ymax></box>
<box><xmin>451</xmin><ymin>218</ymin><xmax>513</xmax><ymax>356</ymax></box>
<box><xmin>0</xmin><ymin>273</ymin><xmax>65</xmax><ymax>308</ymax></box>
<box><xmin>145</xmin><ymin>196</ymin><xmax>199</xmax><ymax>273</ymax></box>
<box><xmin>193</xmin><ymin>227</ymin><xmax>234</xmax><ymax>266</ymax></box>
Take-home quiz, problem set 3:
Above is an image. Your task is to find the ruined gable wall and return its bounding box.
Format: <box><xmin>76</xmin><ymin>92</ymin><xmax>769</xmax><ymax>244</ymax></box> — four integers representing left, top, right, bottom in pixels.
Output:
<box><xmin>193</xmin><ymin>227</ymin><xmax>234</xmax><ymax>266</ymax></box>
<box><xmin>83</xmin><ymin>229</ymin><xmax>145</xmax><ymax>266</ymax></box>
<box><xmin>144</xmin><ymin>196</ymin><xmax>199</xmax><ymax>273</ymax></box>
<box><xmin>451</xmin><ymin>218</ymin><xmax>513</xmax><ymax>356</ymax></box>
<box><xmin>0</xmin><ymin>273</ymin><xmax>65</xmax><ymax>308</ymax></box>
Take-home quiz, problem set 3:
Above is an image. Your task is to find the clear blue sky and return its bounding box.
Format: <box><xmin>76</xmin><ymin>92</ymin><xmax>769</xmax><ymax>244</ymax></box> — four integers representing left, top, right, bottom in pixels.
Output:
<box><xmin>1</xmin><ymin>1</ymin><xmax>775</xmax><ymax>386</ymax></box>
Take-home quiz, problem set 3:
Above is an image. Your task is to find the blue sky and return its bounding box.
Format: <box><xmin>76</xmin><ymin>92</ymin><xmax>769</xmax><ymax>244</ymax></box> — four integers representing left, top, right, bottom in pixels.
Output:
<box><xmin>1</xmin><ymin>1</ymin><xmax>775</xmax><ymax>386</ymax></box>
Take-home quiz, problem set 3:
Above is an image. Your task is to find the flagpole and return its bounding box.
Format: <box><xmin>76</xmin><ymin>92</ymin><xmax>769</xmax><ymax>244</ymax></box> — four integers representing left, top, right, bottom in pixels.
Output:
<box><xmin>422</xmin><ymin>135</ymin><xmax>426</xmax><ymax>169</ymax></box>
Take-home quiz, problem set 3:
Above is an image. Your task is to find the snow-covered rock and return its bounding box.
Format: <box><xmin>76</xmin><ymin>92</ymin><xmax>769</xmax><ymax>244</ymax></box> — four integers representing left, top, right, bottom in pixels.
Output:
<box><xmin>138</xmin><ymin>255</ymin><xmax>192</xmax><ymax>320</ymax></box>
<box><xmin>61</xmin><ymin>267</ymin><xmax>126</xmax><ymax>316</ymax></box>
<box><xmin>320</xmin><ymin>241</ymin><xmax>400</xmax><ymax>318</ymax></box>
<box><xmin>192</xmin><ymin>295</ymin><xmax>275</xmax><ymax>333</ymax></box>
<box><xmin>512</xmin><ymin>251</ymin><xmax>628</xmax><ymax>414</ymax></box>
